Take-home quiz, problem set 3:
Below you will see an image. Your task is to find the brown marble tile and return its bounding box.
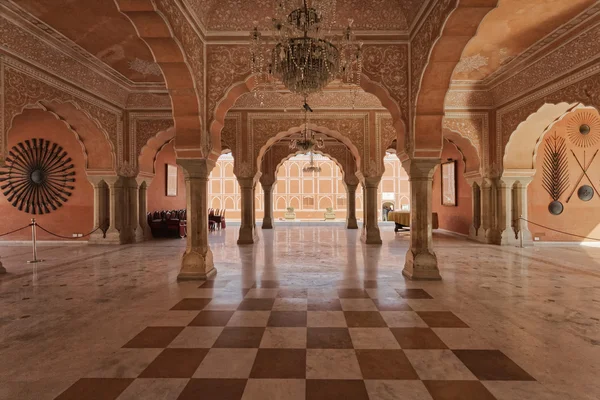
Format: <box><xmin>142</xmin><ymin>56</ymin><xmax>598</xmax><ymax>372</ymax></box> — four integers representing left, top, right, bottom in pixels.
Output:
<box><xmin>277</xmin><ymin>288</ymin><xmax>308</xmax><ymax>298</ymax></box>
<box><xmin>338</xmin><ymin>289</ymin><xmax>370</xmax><ymax>298</ymax></box>
<box><xmin>391</xmin><ymin>328</ymin><xmax>448</xmax><ymax>349</ymax></box>
<box><xmin>213</xmin><ymin>327</ymin><xmax>265</xmax><ymax>348</ymax></box>
<box><xmin>356</xmin><ymin>349</ymin><xmax>420</xmax><ymax>380</ymax></box>
<box><xmin>307</xmin><ymin>311</ymin><xmax>348</xmax><ymax>327</ymax></box>
<box><xmin>373</xmin><ymin>298</ymin><xmax>413</xmax><ymax>311</ymax></box>
<box><xmin>417</xmin><ymin>312</ymin><xmax>469</xmax><ymax>328</ymax></box>
<box><xmin>168</xmin><ymin>327</ymin><xmax>223</xmax><ymax>348</ymax></box>
<box><xmin>188</xmin><ymin>311</ymin><xmax>234</xmax><ymax>326</ymax></box>
<box><xmin>344</xmin><ymin>311</ymin><xmax>388</xmax><ymax>328</ymax></box>
<box><xmin>194</xmin><ymin>348</ymin><xmax>257</xmax><ymax>378</ymax></box>
<box><xmin>54</xmin><ymin>378</ymin><xmax>133</xmax><ymax>400</ymax></box>
<box><xmin>249</xmin><ymin>349</ymin><xmax>306</xmax><ymax>379</ymax></box>
<box><xmin>308</xmin><ymin>298</ymin><xmax>343</xmax><ymax>311</ymax></box>
<box><xmin>267</xmin><ymin>311</ymin><xmax>307</xmax><ymax>327</ymax></box>
<box><xmin>305</xmin><ymin>379</ymin><xmax>369</xmax><ymax>400</ymax></box>
<box><xmin>453</xmin><ymin>350</ymin><xmax>536</xmax><ymax>381</ymax></box>
<box><xmin>396</xmin><ymin>289</ymin><xmax>434</xmax><ymax>299</ymax></box>
<box><xmin>307</xmin><ymin>327</ymin><xmax>354</xmax><ymax>349</ymax></box>
<box><xmin>423</xmin><ymin>380</ymin><xmax>496</xmax><ymax>400</ymax></box>
<box><xmin>306</xmin><ymin>349</ymin><xmax>363</xmax><ymax>379</ymax></box>
<box><xmin>122</xmin><ymin>327</ymin><xmax>184</xmax><ymax>348</ymax></box>
<box><xmin>241</xmin><ymin>379</ymin><xmax>305</xmax><ymax>400</ymax></box>
<box><xmin>348</xmin><ymin>328</ymin><xmax>401</xmax><ymax>349</ymax></box>
<box><xmin>237</xmin><ymin>298</ymin><xmax>275</xmax><ymax>311</ymax></box>
<box><xmin>116</xmin><ymin>378</ymin><xmax>188</xmax><ymax>400</ymax></box>
<box><xmin>259</xmin><ymin>327</ymin><xmax>307</xmax><ymax>348</ymax></box>
<box><xmin>177</xmin><ymin>379</ymin><xmax>247</xmax><ymax>400</ymax></box>
<box><xmin>138</xmin><ymin>348</ymin><xmax>208</xmax><ymax>378</ymax></box>
<box><xmin>199</xmin><ymin>280</ymin><xmax>230</xmax><ymax>288</ymax></box>
<box><xmin>364</xmin><ymin>380</ymin><xmax>433</xmax><ymax>400</ymax></box>
<box><xmin>171</xmin><ymin>298</ymin><xmax>213</xmax><ymax>311</ymax></box>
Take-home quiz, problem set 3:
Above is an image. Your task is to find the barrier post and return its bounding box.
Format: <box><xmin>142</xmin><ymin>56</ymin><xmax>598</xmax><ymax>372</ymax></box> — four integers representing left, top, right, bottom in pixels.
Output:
<box><xmin>27</xmin><ymin>219</ymin><xmax>44</xmax><ymax>264</ymax></box>
<box><xmin>519</xmin><ymin>215</ymin><xmax>524</xmax><ymax>248</ymax></box>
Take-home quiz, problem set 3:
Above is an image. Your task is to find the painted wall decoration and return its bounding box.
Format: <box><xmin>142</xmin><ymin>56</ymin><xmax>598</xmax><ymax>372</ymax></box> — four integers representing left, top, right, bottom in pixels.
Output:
<box><xmin>441</xmin><ymin>160</ymin><xmax>457</xmax><ymax>206</ymax></box>
<box><xmin>542</xmin><ymin>133</ymin><xmax>569</xmax><ymax>215</ymax></box>
<box><xmin>0</xmin><ymin>139</ymin><xmax>75</xmax><ymax>214</ymax></box>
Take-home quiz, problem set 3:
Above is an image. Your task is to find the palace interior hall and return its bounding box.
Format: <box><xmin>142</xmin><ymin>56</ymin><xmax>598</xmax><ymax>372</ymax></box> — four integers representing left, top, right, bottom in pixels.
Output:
<box><xmin>1</xmin><ymin>1</ymin><xmax>600</xmax><ymax>400</ymax></box>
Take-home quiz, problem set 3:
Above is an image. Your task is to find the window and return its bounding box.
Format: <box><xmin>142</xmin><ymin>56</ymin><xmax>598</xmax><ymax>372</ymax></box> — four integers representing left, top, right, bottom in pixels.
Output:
<box><xmin>337</xmin><ymin>196</ymin><xmax>347</xmax><ymax>208</ymax></box>
<box><xmin>303</xmin><ymin>196</ymin><xmax>315</xmax><ymax>208</ymax></box>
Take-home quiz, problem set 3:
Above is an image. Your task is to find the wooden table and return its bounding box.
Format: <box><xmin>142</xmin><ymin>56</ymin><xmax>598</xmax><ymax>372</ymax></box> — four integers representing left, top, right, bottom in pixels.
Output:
<box><xmin>388</xmin><ymin>211</ymin><xmax>439</xmax><ymax>232</ymax></box>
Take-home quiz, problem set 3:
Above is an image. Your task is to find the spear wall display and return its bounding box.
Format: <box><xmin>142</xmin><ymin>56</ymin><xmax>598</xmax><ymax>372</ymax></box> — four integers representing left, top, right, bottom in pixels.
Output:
<box><xmin>542</xmin><ymin>133</ymin><xmax>569</xmax><ymax>215</ymax></box>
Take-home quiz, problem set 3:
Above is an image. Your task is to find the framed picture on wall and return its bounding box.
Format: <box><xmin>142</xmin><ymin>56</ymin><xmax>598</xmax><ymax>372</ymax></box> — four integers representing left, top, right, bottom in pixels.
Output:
<box><xmin>441</xmin><ymin>160</ymin><xmax>457</xmax><ymax>206</ymax></box>
<box><xmin>166</xmin><ymin>164</ymin><xmax>178</xmax><ymax>197</ymax></box>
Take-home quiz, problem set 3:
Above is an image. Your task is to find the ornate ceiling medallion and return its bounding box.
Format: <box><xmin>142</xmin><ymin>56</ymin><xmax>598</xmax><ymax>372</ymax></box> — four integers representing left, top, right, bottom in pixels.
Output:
<box><xmin>250</xmin><ymin>0</ymin><xmax>363</xmax><ymax>96</ymax></box>
<box><xmin>566</xmin><ymin>110</ymin><xmax>600</xmax><ymax>148</ymax></box>
<box><xmin>0</xmin><ymin>139</ymin><xmax>76</xmax><ymax>214</ymax></box>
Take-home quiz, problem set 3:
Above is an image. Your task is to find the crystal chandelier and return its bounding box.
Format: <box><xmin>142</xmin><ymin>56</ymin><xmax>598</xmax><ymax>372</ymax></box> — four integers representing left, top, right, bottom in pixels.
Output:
<box><xmin>303</xmin><ymin>152</ymin><xmax>322</xmax><ymax>173</ymax></box>
<box><xmin>250</xmin><ymin>0</ymin><xmax>363</xmax><ymax>96</ymax></box>
<box><xmin>290</xmin><ymin>99</ymin><xmax>324</xmax><ymax>154</ymax></box>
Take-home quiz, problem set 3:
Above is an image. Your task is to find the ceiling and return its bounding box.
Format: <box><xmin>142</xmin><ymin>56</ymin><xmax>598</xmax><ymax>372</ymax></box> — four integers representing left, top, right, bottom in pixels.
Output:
<box><xmin>452</xmin><ymin>0</ymin><xmax>596</xmax><ymax>81</ymax></box>
<box><xmin>14</xmin><ymin>0</ymin><xmax>164</xmax><ymax>84</ymax></box>
<box><xmin>185</xmin><ymin>0</ymin><xmax>425</xmax><ymax>32</ymax></box>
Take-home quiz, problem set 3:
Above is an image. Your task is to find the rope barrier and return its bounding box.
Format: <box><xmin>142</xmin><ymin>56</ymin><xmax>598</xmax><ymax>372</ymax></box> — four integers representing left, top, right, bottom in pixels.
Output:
<box><xmin>35</xmin><ymin>224</ymin><xmax>103</xmax><ymax>240</ymax></box>
<box><xmin>0</xmin><ymin>224</ymin><xmax>33</xmax><ymax>237</ymax></box>
<box><xmin>517</xmin><ymin>217</ymin><xmax>600</xmax><ymax>242</ymax></box>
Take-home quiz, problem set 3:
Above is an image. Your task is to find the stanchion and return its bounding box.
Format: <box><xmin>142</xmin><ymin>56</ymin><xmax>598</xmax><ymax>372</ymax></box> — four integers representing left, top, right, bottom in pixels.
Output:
<box><xmin>519</xmin><ymin>215</ymin><xmax>524</xmax><ymax>248</ymax></box>
<box><xmin>27</xmin><ymin>218</ymin><xmax>44</xmax><ymax>264</ymax></box>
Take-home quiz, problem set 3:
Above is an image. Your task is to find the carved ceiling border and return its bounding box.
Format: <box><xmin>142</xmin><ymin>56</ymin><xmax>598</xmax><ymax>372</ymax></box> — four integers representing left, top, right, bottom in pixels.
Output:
<box><xmin>129</xmin><ymin>112</ymin><xmax>174</xmax><ymax>169</ymax></box>
<box><xmin>443</xmin><ymin>112</ymin><xmax>488</xmax><ymax>172</ymax></box>
<box><xmin>3</xmin><ymin>1</ymin><xmax>166</xmax><ymax>92</ymax></box>
<box><xmin>0</xmin><ymin>9</ymin><xmax>129</xmax><ymax>107</ymax></box>
<box><xmin>496</xmin><ymin>64</ymin><xmax>600</xmax><ymax>171</ymax></box>
<box><xmin>1</xmin><ymin>55</ymin><xmax>124</xmax><ymax>167</ymax></box>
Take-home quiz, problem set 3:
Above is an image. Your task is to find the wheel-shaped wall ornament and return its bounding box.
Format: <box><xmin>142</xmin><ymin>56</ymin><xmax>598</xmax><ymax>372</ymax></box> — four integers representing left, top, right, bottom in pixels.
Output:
<box><xmin>0</xmin><ymin>139</ymin><xmax>76</xmax><ymax>214</ymax></box>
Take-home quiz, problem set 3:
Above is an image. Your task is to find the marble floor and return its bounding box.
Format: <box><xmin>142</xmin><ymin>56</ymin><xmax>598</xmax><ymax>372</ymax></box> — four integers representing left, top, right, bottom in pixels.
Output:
<box><xmin>0</xmin><ymin>226</ymin><xmax>599</xmax><ymax>400</ymax></box>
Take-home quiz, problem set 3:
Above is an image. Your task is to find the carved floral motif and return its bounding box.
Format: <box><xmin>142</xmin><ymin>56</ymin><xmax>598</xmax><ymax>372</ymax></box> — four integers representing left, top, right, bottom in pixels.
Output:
<box><xmin>135</xmin><ymin>119</ymin><xmax>174</xmax><ymax>161</ymax></box>
<box><xmin>233</xmin><ymin>90</ymin><xmax>385</xmax><ymax>110</ymax></box>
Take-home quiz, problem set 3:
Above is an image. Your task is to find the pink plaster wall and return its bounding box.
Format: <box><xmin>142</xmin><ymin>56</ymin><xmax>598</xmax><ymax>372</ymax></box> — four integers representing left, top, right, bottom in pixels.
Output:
<box><xmin>147</xmin><ymin>142</ymin><xmax>187</xmax><ymax>212</ymax></box>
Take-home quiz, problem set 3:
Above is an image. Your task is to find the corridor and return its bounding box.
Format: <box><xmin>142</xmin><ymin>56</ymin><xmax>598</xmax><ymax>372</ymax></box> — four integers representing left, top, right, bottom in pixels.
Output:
<box><xmin>0</xmin><ymin>227</ymin><xmax>598</xmax><ymax>400</ymax></box>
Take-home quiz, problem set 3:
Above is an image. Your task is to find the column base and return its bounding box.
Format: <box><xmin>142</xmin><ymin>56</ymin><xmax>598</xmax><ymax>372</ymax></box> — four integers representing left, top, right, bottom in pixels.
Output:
<box><xmin>347</xmin><ymin>218</ymin><xmax>359</xmax><ymax>229</ymax></box>
<box><xmin>0</xmin><ymin>261</ymin><xmax>6</xmax><ymax>274</ymax></box>
<box><xmin>517</xmin><ymin>228</ymin><xmax>534</xmax><ymax>247</ymax></box>
<box><xmin>178</xmin><ymin>249</ymin><xmax>217</xmax><ymax>281</ymax></box>
<box><xmin>262</xmin><ymin>218</ymin><xmax>273</xmax><ymax>230</ymax></box>
<box><xmin>468</xmin><ymin>226</ymin><xmax>487</xmax><ymax>243</ymax></box>
<box><xmin>88</xmin><ymin>229</ymin><xmax>121</xmax><ymax>244</ymax></box>
<box><xmin>238</xmin><ymin>227</ymin><xmax>259</xmax><ymax>244</ymax></box>
<box><xmin>403</xmin><ymin>249</ymin><xmax>441</xmax><ymax>280</ymax></box>
<box><xmin>133</xmin><ymin>226</ymin><xmax>145</xmax><ymax>243</ymax></box>
<box><xmin>361</xmin><ymin>227</ymin><xmax>382</xmax><ymax>244</ymax></box>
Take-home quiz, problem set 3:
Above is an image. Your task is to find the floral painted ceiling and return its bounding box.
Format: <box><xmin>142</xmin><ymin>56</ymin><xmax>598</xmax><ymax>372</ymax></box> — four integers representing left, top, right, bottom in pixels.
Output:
<box><xmin>185</xmin><ymin>0</ymin><xmax>426</xmax><ymax>31</ymax></box>
<box><xmin>452</xmin><ymin>0</ymin><xmax>596</xmax><ymax>81</ymax></box>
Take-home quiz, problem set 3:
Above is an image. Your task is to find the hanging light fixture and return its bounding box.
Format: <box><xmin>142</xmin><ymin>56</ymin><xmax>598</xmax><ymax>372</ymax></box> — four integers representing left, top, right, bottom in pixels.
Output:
<box><xmin>303</xmin><ymin>151</ymin><xmax>322</xmax><ymax>173</ymax></box>
<box><xmin>290</xmin><ymin>98</ymin><xmax>325</xmax><ymax>154</ymax></box>
<box><xmin>250</xmin><ymin>0</ymin><xmax>363</xmax><ymax>96</ymax></box>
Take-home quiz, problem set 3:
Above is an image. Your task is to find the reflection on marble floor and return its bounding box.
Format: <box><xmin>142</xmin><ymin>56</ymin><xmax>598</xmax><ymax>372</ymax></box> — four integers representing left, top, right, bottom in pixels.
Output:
<box><xmin>0</xmin><ymin>226</ymin><xmax>599</xmax><ymax>399</ymax></box>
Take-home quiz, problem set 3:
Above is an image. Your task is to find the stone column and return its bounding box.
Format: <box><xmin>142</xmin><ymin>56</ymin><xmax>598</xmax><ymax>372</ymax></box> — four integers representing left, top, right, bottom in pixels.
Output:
<box><xmin>0</xmin><ymin>258</ymin><xmax>6</xmax><ymax>274</ymax></box>
<box><xmin>402</xmin><ymin>159</ymin><xmax>441</xmax><ymax>280</ymax></box>
<box><xmin>467</xmin><ymin>179</ymin><xmax>485</xmax><ymax>242</ymax></box>
<box><xmin>262</xmin><ymin>183</ymin><xmax>274</xmax><ymax>229</ymax></box>
<box><xmin>103</xmin><ymin>176</ymin><xmax>121</xmax><ymax>244</ymax></box>
<box><xmin>361</xmin><ymin>176</ymin><xmax>382</xmax><ymax>244</ymax></box>
<box><xmin>514</xmin><ymin>178</ymin><xmax>534</xmax><ymax>246</ymax></box>
<box><xmin>238</xmin><ymin>177</ymin><xmax>258</xmax><ymax>244</ymax></box>
<box><xmin>346</xmin><ymin>183</ymin><xmax>359</xmax><ymax>229</ymax></box>
<box><xmin>497</xmin><ymin>177</ymin><xmax>517</xmax><ymax>246</ymax></box>
<box><xmin>118</xmin><ymin>177</ymin><xmax>141</xmax><ymax>244</ymax></box>
<box><xmin>480</xmin><ymin>178</ymin><xmax>496</xmax><ymax>244</ymax></box>
<box><xmin>137</xmin><ymin>177</ymin><xmax>153</xmax><ymax>240</ymax></box>
<box><xmin>177</xmin><ymin>159</ymin><xmax>217</xmax><ymax>280</ymax></box>
<box><xmin>88</xmin><ymin>177</ymin><xmax>109</xmax><ymax>243</ymax></box>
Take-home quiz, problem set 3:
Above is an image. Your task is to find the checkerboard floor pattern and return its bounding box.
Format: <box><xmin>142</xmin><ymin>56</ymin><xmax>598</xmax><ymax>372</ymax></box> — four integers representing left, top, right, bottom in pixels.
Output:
<box><xmin>55</xmin><ymin>280</ymin><xmax>536</xmax><ymax>400</ymax></box>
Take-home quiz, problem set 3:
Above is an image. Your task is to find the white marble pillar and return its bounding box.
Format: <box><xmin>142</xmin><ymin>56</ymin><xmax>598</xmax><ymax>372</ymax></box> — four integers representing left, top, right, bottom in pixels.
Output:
<box><xmin>514</xmin><ymin>178</ymin><xmax>533</xmax><ymax>246</ymax></box>
<box><xmin>101</xmin><ymin>176</ymin><xmax>121</xmax><ymax>244</ymax></box>
<box><xmin>480</xmin><ymin>178</ymin><xmax>496</xmax><ymax>244</ymax></box>
<box><xmin>361</xmin><ymin>177</ymin><xmax>382</xmax><ymax>244</ymax></box>
<box><xmin>238</xmin><ymin>177</ymin><xmax>258</xmax><ymax>244</ymax></box>
<box><xmin>262</xmin><ymin>183</ymin><xmax>274</xmax><ymax>230</ymax></box>
<box><xmin>402</xmin><ymin>159</ymin><xmax>441</xmax><ymax>280</ymax></box>
<box><xmin>88</xmin><ymin>177</ymin><xmax>109</xmax><ymax>243</ymax></box>
<box><xmin>129</xmin><ymin>178</ymin><xmax>144</xmax><ymax>243</ymax></box>
<box><xmin>177</xmin><ymin>159</ymin><xmax>217</xmax><ymax>280</ymax></box>
<box><xmin>346</xmin><ymin>183</ymin><xmax>359</xmax><ymax>230</ymax></box>
<box><xmin>467</xmin><ymin>179</ymin><xmax>486</xmax><ymax>242</ymax></box>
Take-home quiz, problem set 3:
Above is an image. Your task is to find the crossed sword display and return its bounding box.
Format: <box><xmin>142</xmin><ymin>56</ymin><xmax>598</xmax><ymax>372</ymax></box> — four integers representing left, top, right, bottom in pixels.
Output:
<box><xmin>566</xmin><ymin>149</ymin><xmax>599</xmax><ymax>203</ymax></box>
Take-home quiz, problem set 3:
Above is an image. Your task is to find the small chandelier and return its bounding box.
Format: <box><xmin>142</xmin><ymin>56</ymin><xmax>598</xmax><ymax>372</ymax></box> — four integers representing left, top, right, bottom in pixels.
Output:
<box><xmin>250</xmin><ymin>0</ymin><xmax>363</xmax><ymax>96</ymax></box>
<box><xmin>303</xmin><ymin>152</ymin><xmax>322</xmax><ymax>173</ymax></box>
<box><xmin>290</xmin><ymin>99</ymin><xmax>325</xmax><ymax>153</ymax></box>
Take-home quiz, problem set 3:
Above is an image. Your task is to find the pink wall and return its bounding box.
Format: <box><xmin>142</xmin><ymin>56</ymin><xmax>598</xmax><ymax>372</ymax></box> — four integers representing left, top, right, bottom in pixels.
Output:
<box><xmin>432</xmin><ymin>142</ymin><xmax>472</xmax><ymax>235</ymax></box>
<box><xmin>147</xmin><ymin>142</ymin><xmax>186</xmax><ymax>212</ymax></box>
<box><xmin>0</xmin><ymin>110</ymin><xmax>93</xmax><ymax>241</ymax></box>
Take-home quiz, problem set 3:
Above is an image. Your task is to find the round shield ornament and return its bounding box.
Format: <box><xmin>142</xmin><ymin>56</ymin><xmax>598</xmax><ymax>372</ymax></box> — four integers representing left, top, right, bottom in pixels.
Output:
<box><xmin>577</xmin><ymin>185</ymin><xmax>594</xmax><ymax>202</ymax></box>
<box><xmin>548</xmin><ymin>200</ymin><xmax>564</xmax><ymax>215</ymax></box>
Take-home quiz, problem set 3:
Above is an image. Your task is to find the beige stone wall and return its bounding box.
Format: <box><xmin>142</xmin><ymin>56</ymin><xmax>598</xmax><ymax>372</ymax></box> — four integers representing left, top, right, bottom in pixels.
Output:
<box><xmin>208</xmin><ymin>153</ymin><xmax>410</xmax><ymax>221</ymax></box>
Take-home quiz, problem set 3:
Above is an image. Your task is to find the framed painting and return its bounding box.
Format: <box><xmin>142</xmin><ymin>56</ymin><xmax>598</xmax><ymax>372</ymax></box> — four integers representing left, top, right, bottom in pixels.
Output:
<box><xmin>166</xmin><ymin>164</ymin><xmax>178</xmax><ymax>197</ymax></box>
<box><xmin>441</xmin><ymin>160</ymin><xmax>457</xmax><ymax>206</ymax></box>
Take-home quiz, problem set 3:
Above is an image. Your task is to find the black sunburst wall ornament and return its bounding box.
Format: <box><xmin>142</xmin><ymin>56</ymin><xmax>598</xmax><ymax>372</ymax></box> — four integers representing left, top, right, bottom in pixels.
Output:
<box><xmin>542</xmin><ymin>132</ymin><xmax>570</xmax><ymax>215</ymax></box>
<box><xmin>0</xmin><ymin>139</ymin><xmax>76</xmax><ymax>214</ymax></box>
